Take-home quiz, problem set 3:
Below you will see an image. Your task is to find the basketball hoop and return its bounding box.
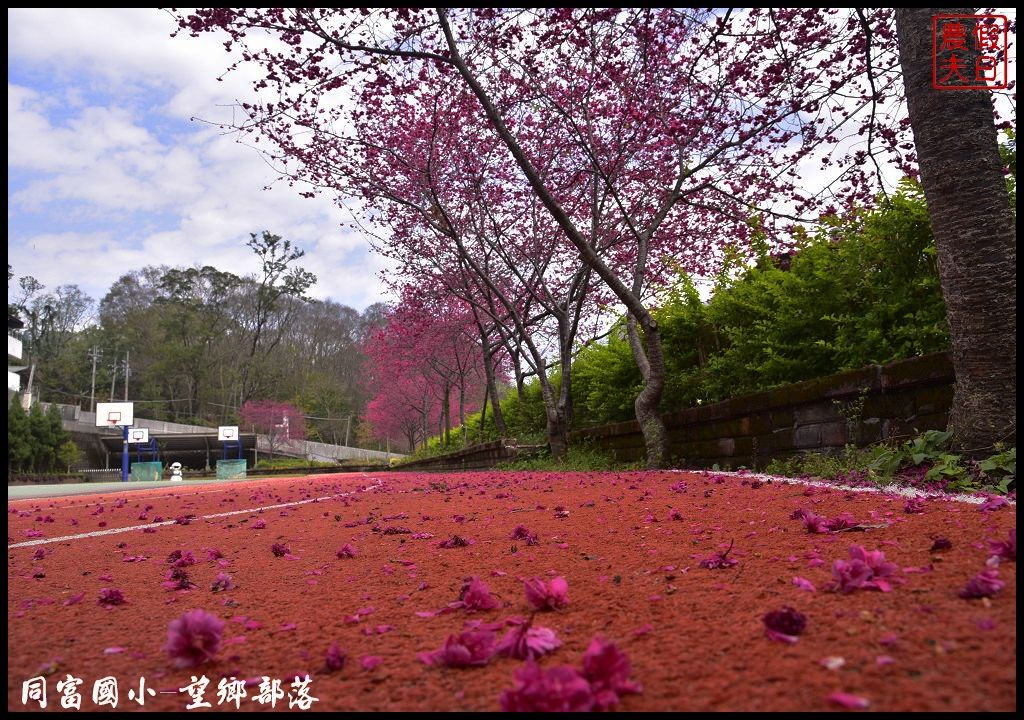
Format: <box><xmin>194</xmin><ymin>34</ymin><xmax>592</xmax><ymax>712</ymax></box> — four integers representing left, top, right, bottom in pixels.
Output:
<box><xmin>107</xmin><ymin>412</ymin><xmax>121</xmax><ymax>426</ymax></box>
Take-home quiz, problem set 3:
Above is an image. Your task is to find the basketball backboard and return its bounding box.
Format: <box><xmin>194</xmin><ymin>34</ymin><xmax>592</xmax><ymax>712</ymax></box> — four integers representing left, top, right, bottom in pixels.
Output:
<box><xmin>96</xmin><ymin>402</ymin><xmax>134</xmax><ymax>427</ymax></box>
<box><xmin>128</xmin><ymin>427</ymin><xmax>149</xmax><ymax>444</ymax></box>
<box><xmin>218</xmin><ymin>425</ymin><xmax>239</xmax><ymax>441</ymax></box>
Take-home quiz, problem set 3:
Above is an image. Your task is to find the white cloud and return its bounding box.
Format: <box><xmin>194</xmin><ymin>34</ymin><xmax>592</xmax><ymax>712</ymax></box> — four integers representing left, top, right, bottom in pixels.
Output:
<box><xmin>7</xmin><ymin>8</ymin><xmax>388</xmax><ymax>311</ymax></box>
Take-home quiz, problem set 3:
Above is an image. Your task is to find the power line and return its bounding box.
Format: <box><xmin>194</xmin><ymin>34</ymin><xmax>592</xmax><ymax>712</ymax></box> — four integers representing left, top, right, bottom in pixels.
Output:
<box><xmin>206</xmin><ymin>401</ymin><xmax>353</xmax><ymax>422</ymax></box>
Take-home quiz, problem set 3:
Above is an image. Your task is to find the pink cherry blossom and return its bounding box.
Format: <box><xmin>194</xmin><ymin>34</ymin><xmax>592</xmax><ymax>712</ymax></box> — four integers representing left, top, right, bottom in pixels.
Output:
<box><xmin>511</xmin><ymin>525</ymin><xmax>540</xmax><ymax>545</ymax></box>
<box><xmin>499</xmin><ymin>662</ymin><xmax>595</xmax><ymax>712</ymax></box>
<box><xmin>830</xmin><ymin>546</ymin><xmax>899</xmax><ymax>593</ymax></box>
<box><xmin>451</xmin><ymin>577</ymin><xmax>501</xmax><ymax>612</ymax></box>
<box><xmin>495</xmin><ymin>617</ymin><xmax>561</xmax><ymax>661</ymax></box>
<box><xmin>988</xmin><ymin>528</ymin><xmax>1015</xmax><ymax>562</ymax></box>
<box><xmin>763</xmin><ymin>606</ymin><xmax>808</xmax><ymax>643</ymax></box>
<box><xmin>98</xmin><ymin>588</ymin><xmax>126</xmax><ymax>607</ymax></box>
<box><xmin>581</xmin><ymin>637</ymin><xmax>643</xmax><ymax>710</ymax></box>
<box><xmin>325</xmin><ymin>642</ymin><xmax>346</xmax><ymax>672</ymax></box>
<box><xmin>959</xmin><ymin>568</ymin><xmax>1005</xmax><ymax>599</ymax></box>
<box><xmin>211</xmin><ymin>573</ymin><xmax>235</xmax><ymax>592</ymax></box>
<box><xmin>904</xmin><ymin>497</ymin><xmax>926</xmax><ymax>514</ymax></box>
<box><xmin>164</xmin><ymin>609</ymin><xmax>225</xmax><ymax>668</ymax></box>
<box><xmin>792</xmin><ymin>577</ymin><xmax>817</xmax><ymax>592</ymax></box>
<box><xmin>523</xmin><ymin>576</ymin><xmax>570</xmax><ymax>610</ymax></box>
<box><xmin>418</xmin><ymin>630</ymin><xmax>497</xmax><ymax>667</ymax></box>
<box><xmin>978</xmin><ymin>495</ymin><xmax>1009</xmax><ymax>512</ymax></box>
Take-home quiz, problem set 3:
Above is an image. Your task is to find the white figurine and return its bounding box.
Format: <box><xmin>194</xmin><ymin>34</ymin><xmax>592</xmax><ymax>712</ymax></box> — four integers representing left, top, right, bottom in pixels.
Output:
<box><xmin>169</xmin><ymin>462</ymin><xmax>183</xmax><ymax>481</ymax></box>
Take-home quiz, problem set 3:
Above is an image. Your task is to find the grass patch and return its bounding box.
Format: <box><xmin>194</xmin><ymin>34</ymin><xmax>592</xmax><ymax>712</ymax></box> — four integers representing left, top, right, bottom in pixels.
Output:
<box><xmin>253</xmin><ymin>458</ymin><xmax>338</xmax><ymax>471</ymax></box>
<box><xmin>765</xmin><ymin>432</ymin><xmax>1015</xmax><ymax>495</ymax></box>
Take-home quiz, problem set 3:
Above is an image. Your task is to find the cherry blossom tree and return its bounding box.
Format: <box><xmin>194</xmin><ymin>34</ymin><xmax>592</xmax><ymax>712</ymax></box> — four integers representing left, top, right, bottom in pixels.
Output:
<box><xmin>363</xmin><ymin>290</ymin><xmax>486</xmax><ymax>450</ymax></box>
<box><xmin>175</xmin><ymin>9</ymin><xmax>938</xmax><ymax>465</ymax></box>
<box><xmin>239</xmin><ymin>399</ymin><xmax>306</xmax><ymax>457</ymax></box>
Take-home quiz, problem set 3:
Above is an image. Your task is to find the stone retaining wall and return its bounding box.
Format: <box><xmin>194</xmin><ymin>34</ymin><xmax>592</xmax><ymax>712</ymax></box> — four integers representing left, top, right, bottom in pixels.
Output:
<box><xmin>394</xmin><ymin>440</ymin><xmax>519</xmax><ymax>472</ymax></box>
<box><xmin>571</xmin><ymin>351</ymin><xmax>954</xmax><ymax>468</ymax></box>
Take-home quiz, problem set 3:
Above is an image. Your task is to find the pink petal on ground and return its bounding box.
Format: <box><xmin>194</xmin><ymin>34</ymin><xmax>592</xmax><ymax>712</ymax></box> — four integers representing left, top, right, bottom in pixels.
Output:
<box><xmin>500</xmin><ymin>662</ymin><xmax>594</xmax><ymax>712</ymax></box>
<box><xmin>103</xmin><ymin>647</ymin><xmax>126</xmax><ymax>654</ymax></box>
<box><xmin>827</xmin><ymin>692</ymin><xmax>870</xmax><ymax>709</ymax></box>
<box><xmin>792</xmin><ymin>577</ymin><xmax>816</xmax><ymax>592</ymax></box>
<box><xmin>581</xmin><ymin>637</ymin><xmax>643</xmax><ymax>710</ymax></box>
<box><xmin>632</xmin><ymin>623</ymin><xmax>654</xmax><ymax>637</ymax></box>
<box><xmin>876</xmin><ymin>655</ymin><xmax>896</xmax><ymax>666</ymax></box>
<box><xmin>979</xmin><ymin>495</ymin><xmax>1009</xmax><ymax>512</ymax></box>
<box><xmin>164</xmin><ymin>609</ymin><xmax>225</xmax><ymax>669</ymax></box>
<box><xmin>325</xmin><ymin>643</ymin><xmax>346</xmax><ymax>672</ymax></box>
<box><xmin>360</xmin><ymin>655</ymin><xmax>382</xmax><ymax>670</ymax></box>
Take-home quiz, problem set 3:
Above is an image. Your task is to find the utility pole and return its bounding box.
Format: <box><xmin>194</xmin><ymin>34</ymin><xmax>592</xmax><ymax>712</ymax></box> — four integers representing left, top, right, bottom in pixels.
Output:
<box><xmin>123</xmin><ymin>350</ymin><xmax>130</xmax><ymax>402</ymax></box>
<box><xmin>88</xmin><ymin>347</ymin><xmax>102</xmax><ymax>413</ymax></box>
<box><xmin>109</xmin><ymin>359</ymin><xmax>119</xmax><ymax>401</ymax></box>
<box><xmin>345</xmin><ymin>414</ymin><xmax>352</xmax><ymax>447</ymax></box>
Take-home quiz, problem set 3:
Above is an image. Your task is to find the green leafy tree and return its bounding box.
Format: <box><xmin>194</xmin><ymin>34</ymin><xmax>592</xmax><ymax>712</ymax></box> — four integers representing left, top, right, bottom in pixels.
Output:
<box><xmin>7</xmin><ymin>397</ymin><xmax>32</xmax><ymax>471</ymax></box>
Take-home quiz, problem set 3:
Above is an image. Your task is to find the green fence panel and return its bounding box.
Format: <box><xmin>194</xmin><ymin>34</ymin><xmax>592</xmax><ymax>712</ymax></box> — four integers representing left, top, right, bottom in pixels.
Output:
<box><xmin>129</xmin><ymin>461</ymin><xmax>164</xmax><ymax>483</ymax></box>
<box><xmin>217</xmin><ymin>459</ymin><xmax>247</xmax><ymax>480</ymax></box>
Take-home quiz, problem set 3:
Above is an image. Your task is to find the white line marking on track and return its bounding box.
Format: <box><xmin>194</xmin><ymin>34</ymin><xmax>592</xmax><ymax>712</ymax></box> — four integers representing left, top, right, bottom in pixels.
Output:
<box><xmin>13</xmin><ymin>472</ymin><xmax>383</xmax><ymax>510</ymax></box>
<box><xmin>8</xmin><ymin>481</ymin><xmax>384</xmax><ymax>549</ymax></box>
<box><xmin>672</xmin><ymin>469</ymin><xmax>1015</xmax><ymax>505</ymax></box>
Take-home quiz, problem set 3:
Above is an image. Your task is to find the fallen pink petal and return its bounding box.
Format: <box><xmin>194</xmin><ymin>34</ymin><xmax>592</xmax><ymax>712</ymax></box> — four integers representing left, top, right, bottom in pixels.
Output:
<box><xmin>581</xmin><ymin>636</ymin><xmax>643</xmax><ymax>710</ymax></box>
<box><xmin>418</xmin><ymin>630</ymin><xmax>497</xmax><ymax>668</ymax></box>
<box><xmin>959</xmin><ymin>568</ymin><xmax>1005</xmax><ymax>599</ymax></box>
<box><xmin>827</xmin><ymin>692</ymin><xmax>870</xmax><ymax>709</ymax></box>
<box><xmin>164</xmin><ymin>609</ymin><xmax>225</xmax><ymax>668</ymax></box>
<box><xmin>523</xmin><ymin>576</ymin><xmax>570</xmax><ymax>610</ymax></box>
<box><xmin>499</xmin><ymin>662</ymin><xmax>595</xmax><ymax>712</ymax></box>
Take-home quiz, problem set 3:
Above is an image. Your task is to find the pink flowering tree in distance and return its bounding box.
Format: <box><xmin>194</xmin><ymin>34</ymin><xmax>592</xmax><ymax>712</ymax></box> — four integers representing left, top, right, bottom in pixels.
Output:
<box><xmin>239</xmin><ymin>399</ymin><xmax>306</xmax><ymax>458</ymax></box>
<box><xmin>172</xmin><ymin>9</ymin><xmax>1013</xmax><ymax>462</ymax></box>
<box><xmin>363</xmin><ymin>290</ymin><xmax>486</xmax><ymax>451</ymax></box>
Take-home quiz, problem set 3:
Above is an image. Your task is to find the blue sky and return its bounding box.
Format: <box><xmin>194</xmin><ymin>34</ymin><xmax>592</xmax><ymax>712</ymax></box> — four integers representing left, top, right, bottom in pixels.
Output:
<box><xmin>7</xmin><ymin>8</ymin><xmax>389</xmax><ymax>313</ymax></box>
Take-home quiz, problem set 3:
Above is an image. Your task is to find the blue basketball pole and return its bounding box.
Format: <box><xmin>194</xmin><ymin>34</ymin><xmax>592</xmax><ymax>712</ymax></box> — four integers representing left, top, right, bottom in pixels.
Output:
<box><xmin>122</xmin><ymin>425</ymin><xmax>130</xmax><ymax>482</ymax></box>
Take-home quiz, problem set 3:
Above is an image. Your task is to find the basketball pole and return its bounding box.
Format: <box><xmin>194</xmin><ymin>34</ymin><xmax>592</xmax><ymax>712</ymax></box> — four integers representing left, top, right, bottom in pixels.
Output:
<box><xmin>121</xmin><ymin>424</ymin><xmax>129</xmax><ymax>483</ymax></box>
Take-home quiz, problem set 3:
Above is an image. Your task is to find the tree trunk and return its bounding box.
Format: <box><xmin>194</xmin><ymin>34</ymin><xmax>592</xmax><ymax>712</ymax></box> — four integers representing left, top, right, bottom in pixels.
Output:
<box><xmin>895</xmin><ymin>8</ymin><xmax>1017</xmax><ymax>451</ymax></box>
<box><xmin>547</xmin><ymin>412</ymin><xmax>569</xmax><ymax>461</ymax></box>
<box><xmin>479</xmin><ymin>383</ymin><xmax>489</xmax><ymax>443</ymax></box>
<box><xmin>537</xmin><ymin>374</ymin><xmax>569</xmax><ymax>461</ymax></box>
<box><xmin>458</xmin><ymin>382</ymin><xmax>466</xmax><ymax>446</ymax></box>
<box><xmin>481</xmin><ymin>341</ymin><xmax>507</xmax><ymax>437</ymax></box>
<box><xmin>443</xmin><ymin>382</ymin><xmax>451</xmax><ymax>448</ymax></box>
<box><xmin>627</xmin><ymin>314</ymin><xmax>669</xmax><ymax>469</ymax></box>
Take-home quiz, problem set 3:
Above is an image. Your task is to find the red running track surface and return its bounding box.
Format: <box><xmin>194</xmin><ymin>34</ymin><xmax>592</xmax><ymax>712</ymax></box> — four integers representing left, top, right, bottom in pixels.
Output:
<box><xmin>7</xmin><ymin>470</ymin><xmax>1016</xmax><ymax>711</ymax></box>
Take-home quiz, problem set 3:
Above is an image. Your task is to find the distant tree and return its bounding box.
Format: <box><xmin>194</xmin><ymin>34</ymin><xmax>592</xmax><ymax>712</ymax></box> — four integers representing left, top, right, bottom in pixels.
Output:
<box><xmin>7</xmin><ymin>397</ymin><xmax>32</xmax><ymax>471</ymax></box>
<box><xmin>238</xmin><ymin>231</ymin><xmax>318</xmax><ymax>404</ymax></box>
